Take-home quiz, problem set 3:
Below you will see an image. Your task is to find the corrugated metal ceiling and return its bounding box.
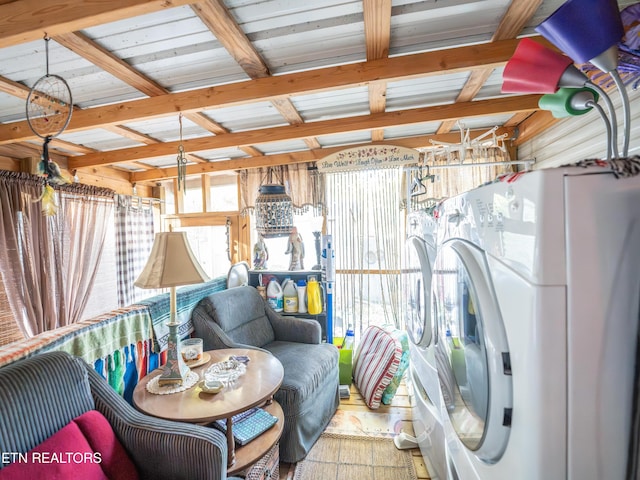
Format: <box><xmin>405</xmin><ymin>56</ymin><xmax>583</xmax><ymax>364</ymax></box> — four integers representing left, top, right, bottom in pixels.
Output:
<box><xmin>0</xmin><ymin>0</ymin><xmax>636</xmax><ymax>185</ymax></box>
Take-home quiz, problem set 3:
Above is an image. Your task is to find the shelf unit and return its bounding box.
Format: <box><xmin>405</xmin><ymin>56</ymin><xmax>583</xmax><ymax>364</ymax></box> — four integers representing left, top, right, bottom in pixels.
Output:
<box><xmin>249</xmin><ymin>270</ymin><xmax>327</xmax><ymax>342</ymax></box>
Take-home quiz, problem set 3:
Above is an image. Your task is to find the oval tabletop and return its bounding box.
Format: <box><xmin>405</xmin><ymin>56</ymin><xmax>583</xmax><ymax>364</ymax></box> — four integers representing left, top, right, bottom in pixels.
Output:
<box><xmin>133</xmin><ymin>348</ymin><xmax>284</xmax><ymax>424</ymax></box>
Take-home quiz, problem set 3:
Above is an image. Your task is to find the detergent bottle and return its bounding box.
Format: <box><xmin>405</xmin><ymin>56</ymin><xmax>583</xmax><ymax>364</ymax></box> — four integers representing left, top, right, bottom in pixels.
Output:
<box><xmin>296</xmin><ymin>279</ymin><xmax>307</xmax><ymax>313</ymax></box>
<box><xmin>307</xmin><ymin>276</ymin><xmax>323</xmax><ymax>315</ymax></box>
<box><xmin>283</xmin><ymin>278</ymin><xmax>298</xmax><ymax>313</ymax></box>
<box><xmin>266</xmin><ymin>278</ymin><xmax>284</xmax><ymax>312</ymax></box>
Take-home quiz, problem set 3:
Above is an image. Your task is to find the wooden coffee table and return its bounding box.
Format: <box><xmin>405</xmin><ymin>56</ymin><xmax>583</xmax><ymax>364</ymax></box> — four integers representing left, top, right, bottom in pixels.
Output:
<box><xmin>133</xmin><ymin>348</ymin><xmax>284</xmax><ymax>475</ymax></box>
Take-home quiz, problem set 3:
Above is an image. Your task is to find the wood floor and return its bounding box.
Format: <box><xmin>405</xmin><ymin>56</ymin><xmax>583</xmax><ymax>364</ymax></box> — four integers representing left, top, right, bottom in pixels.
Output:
<box><xmin>279</xmin><ymin>381</ymin><xmax>431</xmax><ymax>479</ymax></box>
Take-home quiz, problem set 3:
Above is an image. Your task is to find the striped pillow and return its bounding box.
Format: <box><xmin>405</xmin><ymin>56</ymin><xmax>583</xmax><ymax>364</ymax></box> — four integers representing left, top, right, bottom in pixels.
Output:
<box><xmin>353</xmin><ymin>325</ymin><xmax>402</xmax><ymax>409</ymax></box>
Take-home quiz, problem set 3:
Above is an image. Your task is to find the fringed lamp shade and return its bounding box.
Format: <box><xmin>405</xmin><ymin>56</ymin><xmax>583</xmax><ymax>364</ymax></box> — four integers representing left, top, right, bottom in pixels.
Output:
<box><xmin>255</xmin><ymin>184</ymin><xmax>294</xmax><ymax>238</ymax></box>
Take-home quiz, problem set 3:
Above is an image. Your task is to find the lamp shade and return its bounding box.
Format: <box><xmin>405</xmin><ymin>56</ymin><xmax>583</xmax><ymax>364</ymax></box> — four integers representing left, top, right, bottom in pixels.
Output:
<box><xmin>502</xmin><ymin>38</ymin><xmax>574</xmax><ymax>93</ymax></box>
<box><xmin>254</xmin><ymin>184</ymin><xmax>294</xmax><ymax>238</ymax></box>
<box><xmin>536</xmin><ymin>0</ymin><xmax>623</xmax><ymax>72</ymax></box>
<box><xmin>135</xmin><ymin>231</ymin><xmax>209</xmax><ymax>289</ymax></box>
<box><xmin>538</xmin><ymin>87</ymin><xmax>598</xmax><ymax>118</ymax></box>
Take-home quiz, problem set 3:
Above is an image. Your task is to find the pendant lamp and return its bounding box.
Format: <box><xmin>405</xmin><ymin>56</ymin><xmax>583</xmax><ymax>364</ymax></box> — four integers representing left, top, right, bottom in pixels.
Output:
<box><xmin>535</xmin><ymin>0</ymin><xmax>623</xmax><ymax>74</ymax></box>
<box><xmin>255</xmin><ymin>183</ymin><xmax>294</xmax><ymax>238</ymax></box>
<box><xmin>535</xmin><ymin>0</ymin><xmax>629</xmax><ymax>156</ymax></box>
<box><xmin>502</xmin><ymin>38</ymin><xmax>619</xmax><ymax>159</ymax></box>
<box><xmin>501</xmin><ymin>38</ymin><xmax>585</xmax><ymax>93</ymax></box>
<box><xmin>538</xmin><ymin>88</ymin><xmax>599</xmax><ymax>118</ymax></box>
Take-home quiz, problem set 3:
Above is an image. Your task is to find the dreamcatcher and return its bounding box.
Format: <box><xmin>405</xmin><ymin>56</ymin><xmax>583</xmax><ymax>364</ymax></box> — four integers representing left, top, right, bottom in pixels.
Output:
<box><xmin>25</xmin><ymin>36</ymin><xmax>73</xmax><ymax>216</ymax></box>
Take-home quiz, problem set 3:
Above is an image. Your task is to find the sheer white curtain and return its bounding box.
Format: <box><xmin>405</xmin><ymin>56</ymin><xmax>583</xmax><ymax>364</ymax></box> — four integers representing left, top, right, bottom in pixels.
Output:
<box><xmin>325</xmin><ymin>168</ymin><xmax>405</xmax><ymax>336</ymax></box>
<box><xmin>0</xmin><ymin>172</ymin><xmax>113</xmax><ymax>337</ymax></box>
<box><xmin>56</xmin><ymin>189</ymin><xmax>114</xmax><ymax>324</ymax></box>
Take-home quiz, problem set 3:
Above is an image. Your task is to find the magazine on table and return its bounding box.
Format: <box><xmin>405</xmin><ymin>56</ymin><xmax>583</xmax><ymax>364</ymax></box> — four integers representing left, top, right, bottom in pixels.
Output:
<box><xmin>214</xmin><ymin>407</ymin><xmax>278</xmax><ymax>445</ymax></box>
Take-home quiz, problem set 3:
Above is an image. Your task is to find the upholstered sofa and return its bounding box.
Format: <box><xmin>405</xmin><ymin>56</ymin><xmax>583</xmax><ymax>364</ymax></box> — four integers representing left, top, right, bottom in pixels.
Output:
<box><xmin>192</xmin><ymin>285</ymin><xmax>340</xmax><ymax>463</ymax></box>
<box><xmin>0</xmin><ymin>351</ymin><xmax>238</xmax><ymax>480</ymax></box>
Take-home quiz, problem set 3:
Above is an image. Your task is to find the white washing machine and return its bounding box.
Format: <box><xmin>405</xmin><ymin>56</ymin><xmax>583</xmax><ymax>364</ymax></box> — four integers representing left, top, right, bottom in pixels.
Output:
<box><xmin>404</xmin><ymin>210</ymin><xmax>447</xmax><ymax>480</ymax></box>
<box><xmin>432</xmin><ymin>161</ymin><xmax>640</xmax><ymax>480</ymax></box>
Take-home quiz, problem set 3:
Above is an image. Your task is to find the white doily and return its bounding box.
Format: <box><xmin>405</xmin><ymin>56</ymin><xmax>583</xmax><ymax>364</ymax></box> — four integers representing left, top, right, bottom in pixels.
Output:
<box><xmin>146</xmin><ymin>370</ymin><xmax>199</xmax><ymax>395</ymax></box>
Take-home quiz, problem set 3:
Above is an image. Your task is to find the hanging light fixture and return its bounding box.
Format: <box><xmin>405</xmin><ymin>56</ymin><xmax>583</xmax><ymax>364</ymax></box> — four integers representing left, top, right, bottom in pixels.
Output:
<box><xmin>535</xmin><ymin>0</ymin><xmax>630</xmax><ymax>157</ymax></box>
<box><xmin>254</xmin><ymin>169</ymin><xmax>294</xmax><ymax>238</ymax></box>
<box><xmin>501</xmin><ymin>38</ymin><xmax>620</xmax><ymax>159</ymax></box>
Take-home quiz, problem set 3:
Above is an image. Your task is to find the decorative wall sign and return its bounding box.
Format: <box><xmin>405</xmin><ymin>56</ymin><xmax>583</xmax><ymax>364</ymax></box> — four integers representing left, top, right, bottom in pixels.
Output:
<box><xmin>317</xmin><ymin>145</ymin><xmax>420</xmax><ymax>173</ymax></box>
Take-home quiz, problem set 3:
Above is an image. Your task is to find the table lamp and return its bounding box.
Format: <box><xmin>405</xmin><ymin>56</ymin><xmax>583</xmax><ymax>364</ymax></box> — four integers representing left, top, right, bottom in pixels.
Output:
<box><xmin>135</xmin><ymin>231</ymin><xmax>209</xmax><ymax>386</ymax></box>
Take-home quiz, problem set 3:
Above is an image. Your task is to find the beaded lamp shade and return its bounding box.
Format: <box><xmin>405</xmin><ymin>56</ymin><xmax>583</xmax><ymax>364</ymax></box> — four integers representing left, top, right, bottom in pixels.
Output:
<box><xmin>255</xmin><ymin>184</ymin><xmax>294</xmax><ymax>238</ymax></box>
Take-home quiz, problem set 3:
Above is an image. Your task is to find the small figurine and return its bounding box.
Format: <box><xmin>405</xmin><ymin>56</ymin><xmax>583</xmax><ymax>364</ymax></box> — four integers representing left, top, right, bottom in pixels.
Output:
<box><xmin>253</xmin><ymin>234</ymin><xmax>269</xmax><ymax>270</ymax></box>
<box><xmin>285</xmin><ymin>226</ymin><xmax>305</xmax><ymax>270</ymax></box>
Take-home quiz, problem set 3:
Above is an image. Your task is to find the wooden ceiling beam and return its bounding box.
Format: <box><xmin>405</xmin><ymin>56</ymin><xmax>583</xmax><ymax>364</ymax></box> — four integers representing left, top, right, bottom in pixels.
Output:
<box><xmin>0</xmin><ymin>0</ymin><xmax>196</xmax><ymax>48</ymax></box>
<box><xmin>53</xmin><ymin>32</ymin><xmax>167</xmax><ymax>96</ymax></box>
<box><xmin>69</xmin><ymin>95</ymin><xmax>539</xmax><ymax>169</ymax></box>
<box><xmin>364</xmin><ymin>0</ymin><xmax>392</xmax><ymax>142</ymax></box>
<box><xmin>513</xmin><ymin>110</ymin><xmax>558</xmax><ymax>146</ymax></box>
<box><xmin>0</xmin><ymin>74</ymin><xmax>30</xmax><ymax>98</ymax></box>
<box><xmin>192</xmin><ymin>0</ymin><xmax>269</xmax><ymax>78</ymax></box>
<box><xmin>0</xmin><ymin>38</ymin><xmax>530</xmax><ymax>145</ymax></box>
<box><xmin>437</xmin><ymin>0</ymin><xmax>543</xmax><ymax>134</ymax></box>
<box><xmin>53</xmin><ymin>29</ymin><xmax>231</xmax><ymax>146</ymax></box>
<box><xmin>130</xmin><ymin>127</ymin><xmax>516</xmax><ymax>182</ymax></box>
<box><xmin>192</xmin><ymin>1</ymin><xmax>322</xmax><ymax>154</ymax></box>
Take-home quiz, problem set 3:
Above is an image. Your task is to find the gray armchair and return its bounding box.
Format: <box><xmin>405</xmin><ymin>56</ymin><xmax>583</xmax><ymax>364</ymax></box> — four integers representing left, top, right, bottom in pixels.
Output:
<box><xmin>0</xmin><ymin>351</ymin><xmax>235</xmax><ymax>480</ymax></box>
<box><xmin>192</xmin><ymin>285</ymin><xmax>340</xmax><ymax>463</ymax></box>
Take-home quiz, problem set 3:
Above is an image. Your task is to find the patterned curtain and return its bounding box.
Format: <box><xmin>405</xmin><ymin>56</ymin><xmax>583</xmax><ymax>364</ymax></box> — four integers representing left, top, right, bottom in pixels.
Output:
<box><xmin>114</xmin><ymin>195</ymin><xmax>156</xmax><ymax>307</ymax></box>
<box><xmin>0</xmin><ymin>171</ymin><xmax>114</xmax><ymax>337</ymax></box>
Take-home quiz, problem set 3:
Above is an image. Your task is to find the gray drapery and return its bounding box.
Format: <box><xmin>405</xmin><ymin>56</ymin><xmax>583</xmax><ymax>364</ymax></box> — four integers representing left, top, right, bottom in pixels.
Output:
<box><xmin>0</xmin><ymin>171</ymin><xmax>113</xmax><ymax>337</ymax></box>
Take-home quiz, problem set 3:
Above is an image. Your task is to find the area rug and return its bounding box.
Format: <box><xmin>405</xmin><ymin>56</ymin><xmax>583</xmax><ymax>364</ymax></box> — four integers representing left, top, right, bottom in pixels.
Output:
<box><xmin>292</xmin><ymin>433</ymin><xmax>418</xmax><ymax>480</ymax></box>
<box><xmin>323</xmin><ymin>408</ymin><xmax>409</xmax><ymax>438</ymax></box>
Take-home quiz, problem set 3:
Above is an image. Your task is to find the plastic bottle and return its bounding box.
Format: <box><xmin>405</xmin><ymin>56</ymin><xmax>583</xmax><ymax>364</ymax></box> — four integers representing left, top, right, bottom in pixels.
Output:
<box><xmin>307</xmin><ymin>276</ymin><xmax>322</xmax><ymax>315</ymax></box>
<box><xmin>342</xmin><ymin>324</ymin><xmax>355</xmax><ymax>350</ymax></box>
<box><xmin>296</xmin><ymin>279</ymin><xmax>307</xmax><ymax>313</ymax></box>
<box><xmin>283</xmin><ymin>278</ymin><xmax>298</xmax><ymax>313</ymax></box>
<box><xmin>266</xmin><ymin>279</ymin><xmax>283</xmax><ymax>312</ymax></box>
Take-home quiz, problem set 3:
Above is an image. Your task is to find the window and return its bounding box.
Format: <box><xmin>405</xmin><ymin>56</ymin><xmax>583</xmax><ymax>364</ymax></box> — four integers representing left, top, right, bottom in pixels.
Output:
<box><xmin>248</xmin><ymin>210</ymin><xmax>323</xmax><ymax>271</ymax></box>
<box><xmin>81</xmin><ymin>210</ymin><xmax>119</xmax><ymax>319</ymax></box>
<box><xmin>175</xmin><ymin>225</ymin><xmax>231</xmax><ymax>279</ymax></box>
<box><xmin>209</xmin><ymin>174</ymin><xmax>238</xmax><ymax>212</ymax></box>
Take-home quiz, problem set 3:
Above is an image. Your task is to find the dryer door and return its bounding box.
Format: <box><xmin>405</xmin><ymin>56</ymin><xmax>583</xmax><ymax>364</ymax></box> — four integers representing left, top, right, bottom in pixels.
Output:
<box><xmin>403</xmin><ymin>235</ymin><xmax>434</xmax><ymax>347</ymax></box>
<box><xmin>433</xmin><ymin>239</ymin><xmax>512</xmax><ymax>464</ymax></box>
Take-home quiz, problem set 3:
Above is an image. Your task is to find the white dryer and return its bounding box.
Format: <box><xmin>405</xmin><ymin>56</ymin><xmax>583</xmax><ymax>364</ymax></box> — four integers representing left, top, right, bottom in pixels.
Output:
<box><xmin>433</xmin><ymin>161</ymin><xmax>640</xmax><ymax>480</ymax></box>
<box><xmin>403</xmin><ymin>210</ymin><xmax>447</xmax><ymax>480</ymax></box>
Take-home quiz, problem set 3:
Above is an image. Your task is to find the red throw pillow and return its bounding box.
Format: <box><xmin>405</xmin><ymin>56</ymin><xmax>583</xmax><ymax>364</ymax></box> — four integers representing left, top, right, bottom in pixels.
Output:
<box><xmin>0</xmin><ymin>421</ymin><xmax>108</xmax><ymax>480</ymax></box>
<box><xmin>73</xmin><ymin>410</ymin><xmax>139</xmax><ymax>480</ymax></box>
<box><xmin>0</xmin><ymin>410</ymin><xmax>138</xmax><ymax>480</ymax></box>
